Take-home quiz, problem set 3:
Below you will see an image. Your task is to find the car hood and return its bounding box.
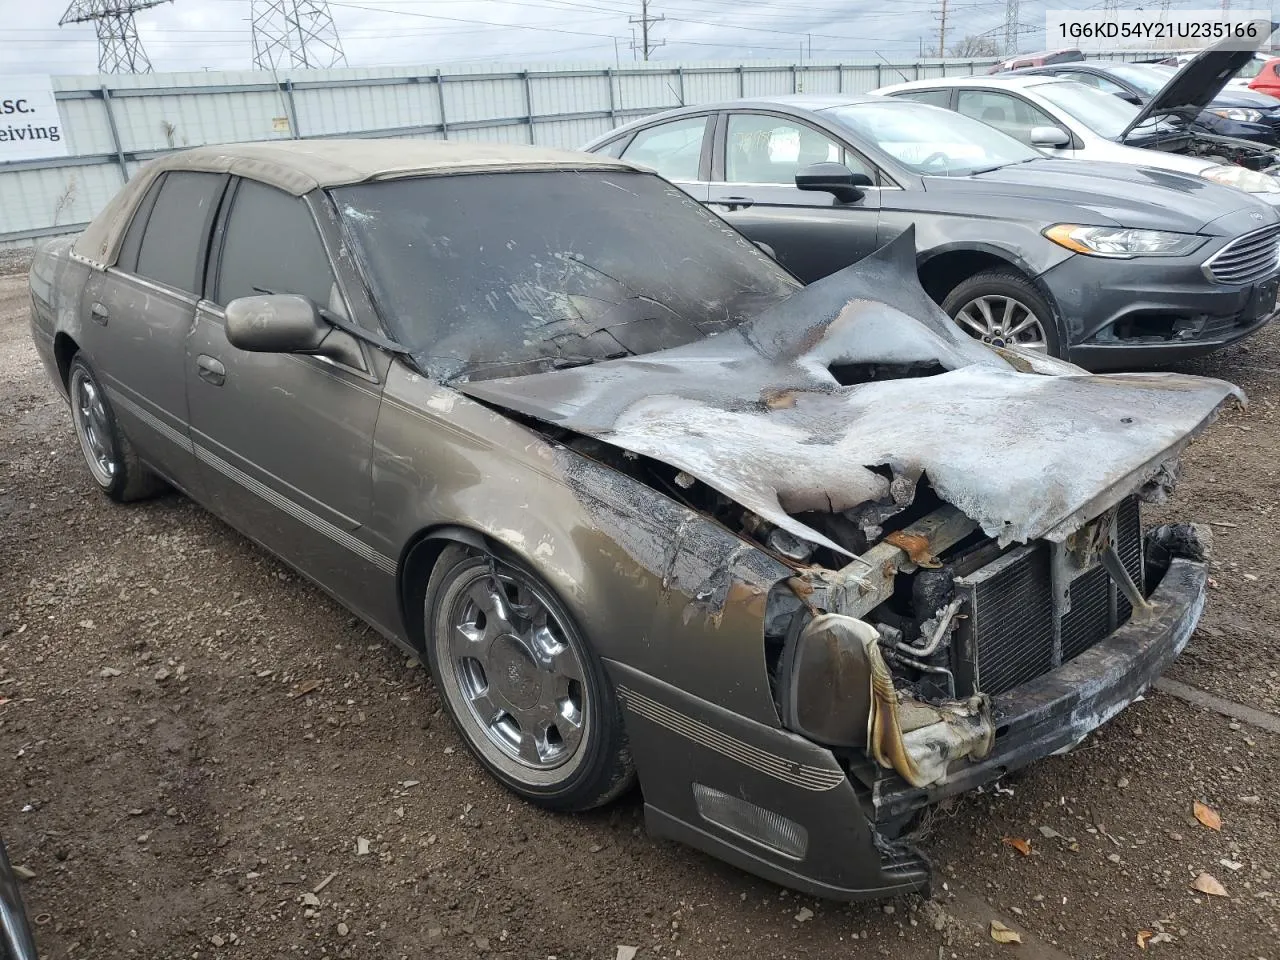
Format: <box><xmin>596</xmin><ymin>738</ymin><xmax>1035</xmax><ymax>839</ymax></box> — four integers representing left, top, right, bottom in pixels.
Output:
<box><xmin>456</xmin><ymin>230</ymin><xmax>1241</xmax><ymax>556</ymax></box>
<box><xmin>932</xmin><ymin>158</ymin><xmax>1251</xmax><ymax>232</ymax></box>
<box><xmin>1122</xmin><ymin>32</ymin><xmax>1273</xmax><ymax>140</ymax></box>
<box><xmin>1212</xmin><ymin>87</ymin><xmax>1280</xmax><ymax>109</ymax></box>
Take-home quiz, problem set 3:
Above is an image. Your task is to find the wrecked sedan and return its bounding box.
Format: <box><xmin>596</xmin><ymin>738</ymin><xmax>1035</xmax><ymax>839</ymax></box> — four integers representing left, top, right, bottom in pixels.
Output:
<box><xmin>29</xmin><ymin>141</ymin><xmax>1238</xmax><ymax>900</ymax></box>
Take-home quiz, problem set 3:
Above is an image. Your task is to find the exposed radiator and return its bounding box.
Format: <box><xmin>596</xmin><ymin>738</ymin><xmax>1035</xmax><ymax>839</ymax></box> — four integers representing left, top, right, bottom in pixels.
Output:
<box><xmin>956</xmin><ymin>499</ymin><xmax>1143</xmax><ymax>696</ymax></box>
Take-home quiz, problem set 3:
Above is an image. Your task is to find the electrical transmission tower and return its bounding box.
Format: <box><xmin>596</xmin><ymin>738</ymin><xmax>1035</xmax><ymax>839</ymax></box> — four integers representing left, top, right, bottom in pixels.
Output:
<box><xmin>59</xmin><ymin>0</ymin><xmax>173</xmax><ymax>74</ymax></box>
<box><xmin>1003</xmin><ymin>0</ymin><xmax>1018</xmax><ymax>53</ymax></box>
<box><xmin>629</xmin><ymin>0</ymin><xmax>665</xmax><ymax>61</ymax></box>
<box><xmin>251</xmin><ymin>0</ymin><xmax>348</xmax><ymax>71</ymax></box>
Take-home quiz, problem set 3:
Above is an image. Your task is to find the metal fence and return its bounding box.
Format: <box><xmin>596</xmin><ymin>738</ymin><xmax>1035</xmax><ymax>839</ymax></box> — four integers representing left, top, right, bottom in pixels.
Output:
<box><xmin>0</xmin><ymin>50</ymin><xmax>1175</xmax><ymax>248</ymax></box>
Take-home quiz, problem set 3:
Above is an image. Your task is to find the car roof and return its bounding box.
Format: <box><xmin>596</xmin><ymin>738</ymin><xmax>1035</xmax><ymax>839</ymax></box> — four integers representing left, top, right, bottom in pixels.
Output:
<box><xmin>73</xmin><ymin>139</ymin><xmax>635</xmax><ymax>266</ymax></box>
<box><xmin>142</xmin><ymin>139</ymin><xmax>635</xmax><ymax>197</ymax></box>
<box><xmin>877</xmin><ymin>75</ymin><xmax>1068</xmax><ymax>93</ymax></box>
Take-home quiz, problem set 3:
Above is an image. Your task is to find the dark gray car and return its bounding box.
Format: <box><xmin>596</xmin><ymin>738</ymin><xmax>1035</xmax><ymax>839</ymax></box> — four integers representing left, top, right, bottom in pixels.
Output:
<box><xmin>29</xmin><ymin>140</ymin><xmax>1238</xmax><ymax>901</ymax></box>
<box><xmin>582</xmin><ymin>95</ymin><xmax>1280</xmax><ymax>369</ymax></box>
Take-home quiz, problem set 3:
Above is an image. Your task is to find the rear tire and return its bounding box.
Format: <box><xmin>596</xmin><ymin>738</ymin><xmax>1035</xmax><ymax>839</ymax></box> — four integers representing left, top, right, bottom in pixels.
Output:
<box><xmin>423</xmin><ymin>543</ymin><xmax>635</xmax><ymax>812</ymax></box>
<box><xmin>941</xmin><ymin>269</ymin><xmax>1063</xmax><ymax>358</ymax></box>
<box><xmin>67</xmin><ymin>355</ymin><xmax>165</xmax><ymax>503</ymax></box>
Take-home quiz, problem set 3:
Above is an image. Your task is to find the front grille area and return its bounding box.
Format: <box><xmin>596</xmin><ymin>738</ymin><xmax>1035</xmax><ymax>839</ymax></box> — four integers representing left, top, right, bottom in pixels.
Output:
<box><xmin>960</xmin><ymin>499</ymin><xmax>1143</xmax><ymax>696</ymax></box>
<box><xmin>1203</xmin><ymin>224</ymin><xmax>1280</xmax><ymax>285</ymax></box>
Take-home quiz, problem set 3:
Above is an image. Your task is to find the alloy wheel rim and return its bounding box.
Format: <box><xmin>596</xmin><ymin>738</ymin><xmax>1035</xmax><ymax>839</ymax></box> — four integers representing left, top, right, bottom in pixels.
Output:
<box><xmin>71</xmin><ymin>370</ymin><xmax>118</xmax><ymax>487</ymax></box>
<box><xmin>447</xmin><ymin>567</ymin><xmax>588</xmax><ymax>771</ymax></box>
<box><xmin>953</xmin><ymin>294</ymin><xmax>1048</xmax><ymax>353</ymax></box>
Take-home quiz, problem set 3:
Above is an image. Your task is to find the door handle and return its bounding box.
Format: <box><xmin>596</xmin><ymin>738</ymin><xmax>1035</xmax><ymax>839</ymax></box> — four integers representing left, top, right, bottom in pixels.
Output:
<box><xmin>196</xmin><ymin>354</ymin><xmax>226</xmax><ymax>386</ymax></box>
<box><xmin>718</xmin><ymin>195</ymin><xmax>755</xmax><ymax>210</ymax></box>
<box><xmin>89</xmin><ymin>302</ymin><xmax>109</xmax><ymax>326</ymax></box>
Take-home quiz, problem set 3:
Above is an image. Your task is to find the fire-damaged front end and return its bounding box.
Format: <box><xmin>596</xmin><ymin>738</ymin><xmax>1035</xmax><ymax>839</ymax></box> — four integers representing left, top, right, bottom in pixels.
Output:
<box><xmin>455</xmin><ymin>231</ymin><xmax>1240</xmax><ymax>899</ymax></box>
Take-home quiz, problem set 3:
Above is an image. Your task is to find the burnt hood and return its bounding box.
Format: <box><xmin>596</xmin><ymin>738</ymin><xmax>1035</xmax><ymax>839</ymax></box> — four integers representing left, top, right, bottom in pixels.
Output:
<box><xmin>1120</xmin><ymin>29</ymin><xmax>1275</xmax><ymax>141</ymax></box>
<box><xmin>457</xmin><ymin>230</ymin><xmax>1242</xmax><ymax>556</ymax></box>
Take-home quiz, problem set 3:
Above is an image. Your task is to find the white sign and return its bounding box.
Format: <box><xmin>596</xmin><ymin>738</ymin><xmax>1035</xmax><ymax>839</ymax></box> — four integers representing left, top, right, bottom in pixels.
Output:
<box><xmin>0</xmin><ymin>75</ymin><xmax>68</xmax><ymax>162</ymax></box>
<box><xmin>1045</xmin><ymin>10</ymin><xmax>1272</xmax><ymax>54</ymax></box>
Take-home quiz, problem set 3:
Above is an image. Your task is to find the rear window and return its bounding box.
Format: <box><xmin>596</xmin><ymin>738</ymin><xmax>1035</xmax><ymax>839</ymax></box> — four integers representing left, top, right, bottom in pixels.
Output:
<box><xmin>133</xmin><ymin>171</ymin><xmax>225</xmax><ymax>295</ymax></box>
<box><xmin>335</xmin><ymin>169</ymin><xmax>799</xmax><ymax>380</ymax></box>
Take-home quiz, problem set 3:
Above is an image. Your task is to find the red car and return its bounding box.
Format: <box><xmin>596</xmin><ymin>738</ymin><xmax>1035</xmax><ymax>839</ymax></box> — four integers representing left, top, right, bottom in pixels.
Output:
<box><xmin>1249</xmin><ymin>57</ymin><xmax>1280</xmax><ymax>97</ymax></box>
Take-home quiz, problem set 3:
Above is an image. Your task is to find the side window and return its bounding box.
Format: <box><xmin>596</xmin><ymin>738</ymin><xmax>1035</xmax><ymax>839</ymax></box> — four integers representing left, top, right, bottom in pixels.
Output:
<box><xmin>955</xmin><ymin>90</ymin><xmax>1055</xmax><ymax>145</ymax></box>
<box><xmin>619</xmin><ymin>116</ymin><xmax>708</xmax><ymax>182</ymax></box>
<box><xmin>593</xmin><ymin>136</ymin><xmax>631</xmax><ymax>159</ymax></box>
<box><xmin>116</xmin><ymin>176</ymin><xmax>164</xmax><ymax>274</ymax></box>
<box><xmin>726</xmin><ymin>113</ymin><xmax>872</xmax><ymax>184</ymax></box>
<box><xmin>892</xmin><ymin>89</ymin><xmax>951</xmax><ymax>108</ymax></box>
<box><xmin>215</xmin><ymin>179</ymin><xmax>336</xmax><ymax>309</ymax></box>
<box><xmin>133</xmin><ymin>172</ymin><xmax>226</xmax><ymax>295</ymax></box>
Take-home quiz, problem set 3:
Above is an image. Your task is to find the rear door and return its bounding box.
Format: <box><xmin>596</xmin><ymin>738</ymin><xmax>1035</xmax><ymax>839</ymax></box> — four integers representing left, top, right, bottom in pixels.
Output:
<box><xmin>81</xmin><ymin>170</ymin><xmax>228</xmax><ymax>493</ymax></box>
<box><xmin>709</xmin><ymin>111</ymin><xmax>882</xmax><ymax>282</ymax></box>
<box><xmin>185</xmin><ymin>177</ymin><xmax>393</xmax><ymax>616</ymax></box>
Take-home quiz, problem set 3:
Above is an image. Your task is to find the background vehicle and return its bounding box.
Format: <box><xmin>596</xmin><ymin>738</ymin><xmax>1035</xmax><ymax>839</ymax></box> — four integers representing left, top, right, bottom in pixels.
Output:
<box><xmin>1011</xmin><ymin>60</ymin><xmax>1280</xmax><ymax>144</ymax></box>
<box><xmin>583</xmin><ymin>95</ymin><xmax>1280</xmax><ymax>368</ymax></box>
<box><xmin>27</xmin><ymin>139</ymin><xmax>1236</xmax><ymax>903</ymax></box>
<box><xmin>988</xmin><ymin>47</ymin><xmax>1083</xmax><ymax>74</ymax></box>
<box><xmin>1160</xmin><ymin>49</ymin><xmax>1270</xmax><ymax>88</ymax></box>
<box><xmin>1249</xmin><ymin>56</ymin><xmax>1280</xmax><ymax>97</ymax></box>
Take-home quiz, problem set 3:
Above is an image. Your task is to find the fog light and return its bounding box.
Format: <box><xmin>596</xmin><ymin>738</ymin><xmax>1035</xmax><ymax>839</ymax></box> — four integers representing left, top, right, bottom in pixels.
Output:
<box><xmin>692</xmin><ymin>783</ymin><xmax>809</xmax><ymax>860</ymax></box>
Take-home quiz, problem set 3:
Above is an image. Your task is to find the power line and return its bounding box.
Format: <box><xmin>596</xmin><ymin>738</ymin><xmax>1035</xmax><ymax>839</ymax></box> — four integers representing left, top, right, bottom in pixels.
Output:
<box><xmin>58</xmin><ymin>0</ymin><xmax>174</xmax><ymax>73</ymax></box>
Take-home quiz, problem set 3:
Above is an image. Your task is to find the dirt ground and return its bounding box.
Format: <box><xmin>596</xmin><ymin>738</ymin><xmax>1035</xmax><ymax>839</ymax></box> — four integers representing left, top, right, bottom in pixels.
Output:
<box><xmin>1</xmin><ymin>256</ymin><xmax>1277</xmax><ymax>960</ymax></box>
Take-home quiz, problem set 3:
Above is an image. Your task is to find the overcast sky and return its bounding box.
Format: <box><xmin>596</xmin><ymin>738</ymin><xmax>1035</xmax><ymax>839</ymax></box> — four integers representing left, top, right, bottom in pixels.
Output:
<box><xmin>0</xmin><ymin>0</ymin><xmax>1194</xmax><ymax>76</ymax></box>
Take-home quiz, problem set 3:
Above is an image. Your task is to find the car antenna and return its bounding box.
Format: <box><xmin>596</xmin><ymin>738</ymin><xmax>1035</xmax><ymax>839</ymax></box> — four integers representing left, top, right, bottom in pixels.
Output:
<box><xmin>876</xmin><ymin>52</ymin><xmax>909</xmax><ymax>83</ymax></box>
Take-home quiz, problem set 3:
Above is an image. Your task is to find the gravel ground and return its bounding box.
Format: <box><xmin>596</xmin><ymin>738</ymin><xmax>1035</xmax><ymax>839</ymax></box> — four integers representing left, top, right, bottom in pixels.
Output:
<box><xmin>1</xmin><ymin>258</ymin><xmax>1277</xmax><ymax>959</ymax></box>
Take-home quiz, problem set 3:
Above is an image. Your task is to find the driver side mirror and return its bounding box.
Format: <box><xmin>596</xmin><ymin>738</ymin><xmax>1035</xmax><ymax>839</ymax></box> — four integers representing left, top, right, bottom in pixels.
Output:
<box><xmin>1029</xmin><ymin>125</ymin><xmax>1071</xmax><ymax>148</ymax></box>
<box><xmin>225</xmin><ymin>294</ymin><xmax>331</xmax><ymax>354</ymax></box>
<box><xmin>795</xmin><ymin>162</ymin><xmax>873</xmax><ymax>203</ymax></box>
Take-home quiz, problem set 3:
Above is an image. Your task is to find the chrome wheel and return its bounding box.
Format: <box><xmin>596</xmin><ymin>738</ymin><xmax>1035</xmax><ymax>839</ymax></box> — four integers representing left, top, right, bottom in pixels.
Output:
<box><xmin>70</xmin><ymin>367</ymin><xmax>119</xmax><ymax>487</ymax></box>
<box><xmin>953</xmin><ymin>294</ymin><xmax>1048</xmax><ymax>353</ymax></box>
<box><xmin>443</xmin><ymin>564</ymin><xmax>588</xmax><ymax>773</ymax></box>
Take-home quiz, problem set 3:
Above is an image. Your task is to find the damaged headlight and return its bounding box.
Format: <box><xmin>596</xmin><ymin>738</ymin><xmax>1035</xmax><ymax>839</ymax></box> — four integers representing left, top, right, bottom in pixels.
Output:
<box><xmin>1043</xmin><ymin>224</ymin><xmax>1205</xmax><ymax>259</ymax></box>
<box><xmin>1208</xmin><ymin>107</ymin><xmax>1264</xmax><ymax>123</ymax></box>
<box><xmin>1199</xmin><ymin>163</ymin><xmax>1280</xmax><ymax>195</ymax></box>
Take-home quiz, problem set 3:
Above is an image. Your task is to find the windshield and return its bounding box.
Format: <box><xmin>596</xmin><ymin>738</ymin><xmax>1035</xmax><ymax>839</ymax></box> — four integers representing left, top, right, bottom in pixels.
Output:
<box><xmin>334</xmin><ymin>170</ymin><xmax>800</xmax><ymax>381</ymax></box>
<box><xmin>1238</xmin><ymin>57</ymin><xmax>1265</xmax><ymax>80</ymax></box>
<box><xmin>823</xmin><ymin>100</ymin><xmax>1039</xmax><ymax>175</ymax></box>
<box><xmin>1030</xmin><ymin>79</ymin><xmax>1147</xmax><ymax>139</ymax></box>
<box><xmin>1101</xmin><ymin>63</ymin><xmax>1171</xmax><ymax>96</ymax></box>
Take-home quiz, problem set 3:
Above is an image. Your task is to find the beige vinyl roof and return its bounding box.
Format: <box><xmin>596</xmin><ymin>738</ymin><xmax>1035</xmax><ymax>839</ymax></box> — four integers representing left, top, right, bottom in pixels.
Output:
<box><xmin>74</xmin><ymin>139</ymin><xmax>636</xmax><ymax>266</ymax></box>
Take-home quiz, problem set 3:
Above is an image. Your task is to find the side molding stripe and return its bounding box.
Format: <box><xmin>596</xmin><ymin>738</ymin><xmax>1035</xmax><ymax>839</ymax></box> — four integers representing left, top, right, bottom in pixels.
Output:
<box><xmin>617</xmin><ymin>686</ymin><xmax>846</xmax><ymax>792</ymax></box>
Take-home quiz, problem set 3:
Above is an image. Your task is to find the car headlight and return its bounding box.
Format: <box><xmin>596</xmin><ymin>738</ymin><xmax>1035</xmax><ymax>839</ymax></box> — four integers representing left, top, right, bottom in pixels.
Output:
<box><xmin>1043</xmin><ymin>224</ymin><xmax>1205</xmax><ymax>258</ymax></box>
<box><xmin>1208</xmin><ymin>107</ymin><xmax>1265</xmax><ymax>123</ymax></box>
<box><xmin>1200</xmin><ymin>163</ymin><xmax>1280</xmax><ymax>194</ymax></box>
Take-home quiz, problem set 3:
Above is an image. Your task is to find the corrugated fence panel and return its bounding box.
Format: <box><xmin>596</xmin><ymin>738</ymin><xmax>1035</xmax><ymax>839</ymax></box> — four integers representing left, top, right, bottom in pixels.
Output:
<box><xmin>446</xmin><ymin>77</ymin><xmax>525</xmax><ymax>123</ymax></box>
<box><xmin>0</xmin><ymin>163</ymin><xmax>124</xmax><ymax>236</ymax></box>
<box><xmin>22</xmin><ymin>51</ymin><xmax>1196</xmax><ymax>244</ymax></box>
<box><xmin>682</xmin><ymin>70</ymin><xmax>741</xmax><ymax>105</ymax></box>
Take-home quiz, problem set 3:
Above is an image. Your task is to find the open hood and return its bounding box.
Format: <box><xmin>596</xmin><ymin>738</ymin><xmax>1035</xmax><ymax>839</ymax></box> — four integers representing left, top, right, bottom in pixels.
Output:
<box><xmin>457</xmin><ymin>230</ymin><xmax>1241</xmax><ymax>557</ymax></box>
<box><xmin>1121</xmin><ymin>29</ymin><xmax>1274</xmax><ymax>141</ymax></box>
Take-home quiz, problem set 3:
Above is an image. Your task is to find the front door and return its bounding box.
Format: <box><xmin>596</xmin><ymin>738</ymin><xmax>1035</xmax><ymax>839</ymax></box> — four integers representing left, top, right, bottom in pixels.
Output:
<box><xmin>709</xmin><ymin>112</ymin><xmax>882</xmax><ymax>282</ymax></box>
<box><xmin>185</xmin><ymin>177</ymin><xmax>392</xmax><ymax>618</ymax></box>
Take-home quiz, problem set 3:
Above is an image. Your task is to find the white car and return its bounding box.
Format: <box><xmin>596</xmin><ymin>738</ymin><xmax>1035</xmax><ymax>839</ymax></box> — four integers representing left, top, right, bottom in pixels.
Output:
<box><xmin>875</xmin><ymin>42</ymin><xmax>1280</xmax><ymax>204</ymax></box>
<box><xmin>1162</xmin><ymin>50</ymin><xmax>1269</xmax><ymax>89</ymax></box>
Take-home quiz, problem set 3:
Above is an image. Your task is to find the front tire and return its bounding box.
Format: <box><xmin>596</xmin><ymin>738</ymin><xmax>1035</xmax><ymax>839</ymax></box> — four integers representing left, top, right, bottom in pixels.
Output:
<box><xmin>67</xmin><ymin>356</ymin><xmax>165</xmax><ymax>503</ymax></box>
<box><xmin>423</xmin><ymin>543</ymin><xmax>634</xmax><ymax>812</ymax></box>
<box><xmin>941</xmin><ymin>269</ymin><xmax>1063</xmax><ymax>358</ymax></box>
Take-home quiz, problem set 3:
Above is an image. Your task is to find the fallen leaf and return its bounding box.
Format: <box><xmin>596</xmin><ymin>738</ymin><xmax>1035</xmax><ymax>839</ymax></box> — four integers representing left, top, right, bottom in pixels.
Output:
<box><xmin>12</xmin><ymin>865</ymin><xmax>35</xmax><ymax>881</ymax></box>
<box><xmin>989</xmin><ymin>920</ymin><xmax>1022</xmax><ymax>945</ymax></box>
<box><xmin>615</xmin><ymin>948</ymin><xmax>639</xmax><ymax>960</ymax></box>
<box><xmin>1190</xmin><ymin>872</ymin><xmax>1228</xmax><ymax>897</ymax></box>
<box><xmin>1193</xmin><ymin>802</ymin><xmax>1222</xmax><ymax>832</ymax></box>
<box><xmin>1137</xmin><ymin>930</ymin><xmax>1153</xmax><ymax>949</ymax></box>
<box><xmin>1002</xmin><ymin>837</ymin><xmax>1032</xmax><ymax>856</ymax></box>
